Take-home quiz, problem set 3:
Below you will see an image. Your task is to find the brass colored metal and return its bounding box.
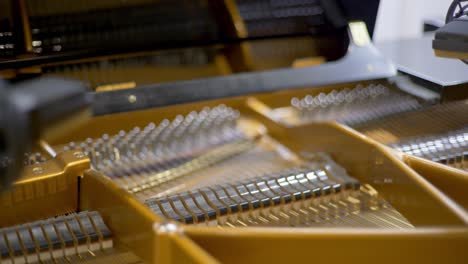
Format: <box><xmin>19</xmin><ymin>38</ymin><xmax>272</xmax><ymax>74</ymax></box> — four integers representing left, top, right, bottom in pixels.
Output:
<box><xmin>214</xmin><ymin>0</ymin><xmax>258</xmax><ymax>71</ymax></box>
<box><xmin>403</xmin><ymin>154</ymin><xmax>468</xmax><ymax>210</ymax></box>
<box><xmin>214</xmin><ymin>54</ymin><xmax>232</xmax><ymax>75</ymax></box>
<box><xmin>2</xmin><ymin>96</ymin><xmax>468</xmax><ymax>263</ymax></box>
<box><xmin>17</xmin><ymin>66</ymin><xmax>41</xmax><ymax>74</ymax></box>
<box><xmin>18</xmin><ymin>0</ymin><xmax>33</xmax><ymax>52</ymax></box>
<box><xmin>41</xmin><ymin>108</ymin><xmax>92</xmax><ymax>143</ymax></box>
<box><xmin>247</xmin><ymin>82</ymin><xmax>468</xmax><ymax>175</ymax></box>
<box><xmin>95</xmin><ymin>82</ymin><xmax>137</xmax><ymax>93</ymax></box>
<box><xmin>435</xmin><ymin>49</ymin><xmax>468</xmax><ymax>60</ymax></box>
<box><xmin>185</xmin><ymin>226</ymin><xmax>468</xmax><ymax>264</ymax></box>
<box><xmin>0</xmin><ymin>150</ymin><xmax>89</xmax><ymax>227</ymax></box>
<box><xmin>80</xmin><ymin>170</ymin><xmax>162</xmax><ymax>263</ymax></box>
<box><xmin>223</xmin><ymin>0</ymin><xmax>248</xmax><ymax>38</ymax></box>
<box><xmin>56</xmin><ymin>105</ymin><xmax>261</xmax><ymax>202</ymax></box>
<box><xmin>50</xmin><ymin>99</ymin><xmax>468</xmax><ymax>227</ymax></box>
<box><xmin>3</xmin><ymin>1</ymin><xmax>467</xmax><ymax>262</ymax></box>
<box><xmin>248</xmin><ymin>95</ymin><xmax>468</xmax><ymax>225</ymax></box>
<box><xmin>0</xmin><ymin>69</ymin><xmax>17</xmax><ymax>79</ymax></box>
<box><xmin>292</xmin><ymin>56</ymin><xmax>325</xmax><ymax>68</ymax></box>
<box><xmin>274</xmin><ymin>122</ymin><xmax>468</xmax><ymax>225</ymax></box>
<box><xmin>38</xmin><ymin>139</ymin><xmax>57</xmax><ymax>157</ymax></box>
<box><xmin>154</xmin><ymin>223</ymin><xmax>219</xmax><ymax>264</ymax></box>
<box><xmin>223</xmin><ymin>43</ymin><xmax>255</xmax><ymax>72</ymax></box>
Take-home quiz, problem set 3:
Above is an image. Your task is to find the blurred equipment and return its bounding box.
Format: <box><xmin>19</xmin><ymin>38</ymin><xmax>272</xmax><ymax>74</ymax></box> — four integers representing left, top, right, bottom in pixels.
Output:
<box><xmin>0</xmin><ymin>0</ymin><xmax>375</xmax><ymax>89</ymax></box>
<box><xmin>0</xmin><ymin>77</ymin><xmax>88</xmax><ymax>189</ymax></box>
<box><xmin>378</xmin><ymin>34</ymin><xmax>468</xmax><ymax>102</ymax></box>
<box><xmin>433</xmin><ymin>0</ymin><xmax>468</xmax><ymax>62</ymax></box>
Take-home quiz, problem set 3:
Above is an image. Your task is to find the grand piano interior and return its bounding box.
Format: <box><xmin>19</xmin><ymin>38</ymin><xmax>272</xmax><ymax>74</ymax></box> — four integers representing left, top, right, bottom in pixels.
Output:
<box><xmin>0</xmin><ymin>1</ymin><xmax>467</xmax><ymax>263</ymax></box>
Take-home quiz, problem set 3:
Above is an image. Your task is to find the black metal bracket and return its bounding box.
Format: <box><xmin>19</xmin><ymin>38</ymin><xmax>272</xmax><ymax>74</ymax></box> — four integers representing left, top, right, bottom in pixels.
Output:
<box><xmin>92</xmin><ymin>41</ymin><xmax>396</xmax><ymax>115</ymax></box>
<box><xmin>0</xmin><ymin>77</ymin><xmax>89</xmax><ymax>190</ymax></box>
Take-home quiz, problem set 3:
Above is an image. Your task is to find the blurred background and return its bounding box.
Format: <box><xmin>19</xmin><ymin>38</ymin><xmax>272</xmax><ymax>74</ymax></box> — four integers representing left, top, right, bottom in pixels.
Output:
<box><xmin>374</xmin><ymin>0</ymin><xmax>452</xmax><ymax>42</ymax></box>
<box><xmin>0</xmin><ymin>2</ymin><xmax>467</xmax><ymax>264</ymax></box>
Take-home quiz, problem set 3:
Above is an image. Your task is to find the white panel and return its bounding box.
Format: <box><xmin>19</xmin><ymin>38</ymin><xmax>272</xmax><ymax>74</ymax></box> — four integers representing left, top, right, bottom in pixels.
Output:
<box><xmin>374</xmin><ymin>0</ymin><xmax>453</xmax><ymax>42</ymax></box>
